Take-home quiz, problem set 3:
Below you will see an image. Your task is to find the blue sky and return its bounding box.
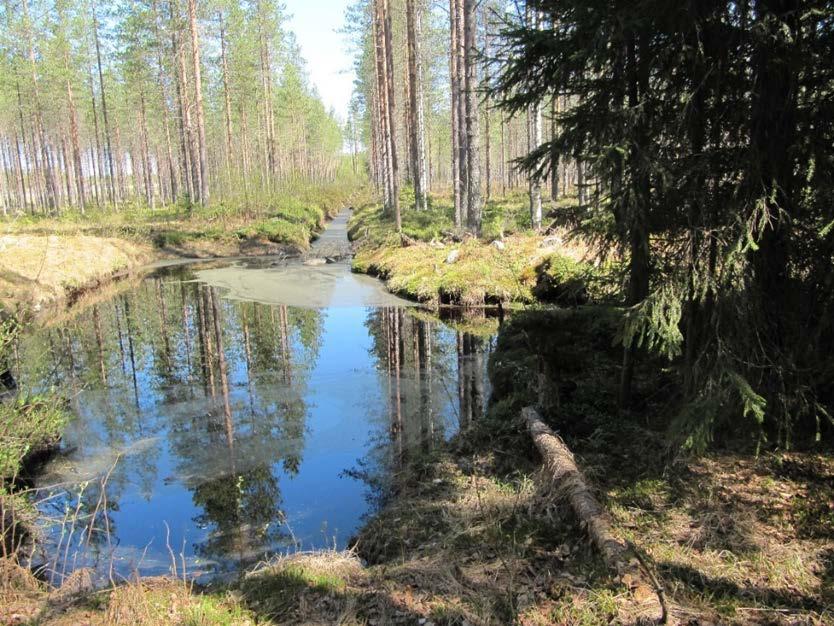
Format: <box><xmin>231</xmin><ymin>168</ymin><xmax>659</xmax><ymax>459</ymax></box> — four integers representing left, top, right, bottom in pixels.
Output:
<box><xmin>285</xmin><ymin>0</ymin><xmax>354</xmax><ymax>121</ymax></box>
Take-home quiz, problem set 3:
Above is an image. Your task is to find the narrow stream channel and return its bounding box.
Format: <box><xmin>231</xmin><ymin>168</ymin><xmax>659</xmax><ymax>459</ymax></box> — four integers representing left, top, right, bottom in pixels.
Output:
<box><xmin>16</xmin><ymin>211</ymin><xmax>494</xmax><ymax>584</ymax></box>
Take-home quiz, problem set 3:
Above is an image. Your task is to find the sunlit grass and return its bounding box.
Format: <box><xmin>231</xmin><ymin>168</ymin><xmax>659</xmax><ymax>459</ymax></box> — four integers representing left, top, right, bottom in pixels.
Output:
<box><xmin>0</xmin><ymin>394</ymin><xmax>68</xmax><ymax>482</ymax></box>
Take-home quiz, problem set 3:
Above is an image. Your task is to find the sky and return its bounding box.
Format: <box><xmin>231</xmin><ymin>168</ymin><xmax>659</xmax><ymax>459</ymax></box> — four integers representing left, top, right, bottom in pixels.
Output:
<box><xmin>284</xmin><ymin>0</ymin><xmax>355</xmax><ymax>121</ymax></box>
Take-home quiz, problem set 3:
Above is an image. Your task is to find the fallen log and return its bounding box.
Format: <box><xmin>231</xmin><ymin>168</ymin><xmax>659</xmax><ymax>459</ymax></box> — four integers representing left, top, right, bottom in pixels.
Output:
<box><xmin>523</xmin><ymin>406</ymin><xmax>667</xmax><ymax>623</ymax></box>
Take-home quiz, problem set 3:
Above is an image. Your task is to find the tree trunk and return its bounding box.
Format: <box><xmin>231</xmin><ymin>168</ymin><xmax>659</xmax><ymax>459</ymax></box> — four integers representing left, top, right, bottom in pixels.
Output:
<box><xmin>64</xmin><ymin>58</ymin><xmax>86</xmax><ymax>210</ymax></box>
<box><xmin>372</xmin><ymin>2</ymin><xmax>391</xmax><ymax>211</ymax></box>
<box><xmin>188</xmin><ymin>0</ymin><xmax>209</xmax><ymax>205</ymax></box>
<box><xmin>219</xmin><ymin>11</ymin><xmax>234</xmax><ymax>181</ymax></box>
<box><xmin>382</xmin><ymin>0</ymin><xmax>400</xmax><ymax>229</ymax></box>
<box><xmin>550</xmin><ymin>96</ymin><xmax>559</xmax><ymax>202</ymax></box>
<box><xmin>22</xmin><ymin>0</ymin><xmax>57</xmax><ymax>212</ymax></box>
<box><xmin>138</xmin><ymin>91</ymin><xmax>154</xmax><ymax>208</ymax></box>
<box><xmin>172</xmin><ymin>0</ymin><xmax>199</xmax><ymax>208</ymax></box>
<box><xmin>406</xmin><ymin>0</ymin><xmax>428</xmax><ymax>211</ymax></box>
<box><xmin>619</xmin><ymin>32</ymin><xmax>651</xmax><ymax>409</ymax></box>
<box><xmin>463</xmin><ymin>0</ymin><xmax>481</xmax><ymax>233</ymax></box>
<box><xmin>152</xmin><ymin>0</ymin><xmax>178</xmax><ymax>202</ymax></box>
<box><xmin>455</xmin><ymin>0</ymin><xmax>468</xmax><ymax>224</ymax></box>
<box><xmin>449</xmin><ymin>0</ymin><xmax>462</xmax><ymax>226</ymax></box>
<box><xmin>527</xmin><ymin>11</ymin><xmax>543</xmax><ymax>237</ymax></box>
<box><xmin>59</xmin><ymin>136</ymin><xmax>73</xmax><ymax>207</ymax></box>
<box><xmin>92</xmin><ymin>0</ymin><xmax>116</xmax><ymax>206</ymax></box>
<box><xmin>523</xmin><ymin>406</ymin><xmax>666</xmax><ymax>621</ymax></box>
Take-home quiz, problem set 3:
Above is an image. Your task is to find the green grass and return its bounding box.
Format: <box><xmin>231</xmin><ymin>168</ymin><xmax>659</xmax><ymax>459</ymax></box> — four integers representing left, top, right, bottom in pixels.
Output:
<box><xmin>347</xmin><ymin>189</ymin><xmax>543</xmax><ymax>245</ymax></box>
<box><xmin>181</xmin><ymin>593</ymin><xmax>255</xmax><ymax>626</ymax></box>
<box><xmin>4</xmin><ymin>181</ymin><xmax>370</xmax><ymax>253</ymax></box>
<box><xmin>0</xmin><ymin>394</ymin><xmax>68</xmax><ymax>481</ymax></box>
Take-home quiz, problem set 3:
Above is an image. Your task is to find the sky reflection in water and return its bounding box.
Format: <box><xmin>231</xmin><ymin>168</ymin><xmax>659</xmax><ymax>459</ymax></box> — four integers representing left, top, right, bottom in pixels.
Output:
<box><xmin>20</xmin><ymin>260</ymin><xmax>492</xmax><ymax>583</ymax></box>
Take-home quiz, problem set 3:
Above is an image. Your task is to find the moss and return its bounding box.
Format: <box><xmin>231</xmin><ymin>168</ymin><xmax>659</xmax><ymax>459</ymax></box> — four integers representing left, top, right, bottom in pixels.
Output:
<box><xmin>349</xmin><ymin>194</ymin><xmax>607</xmax><ymax>306</ymax></box>
<box><xmin>353</xmin><ymin>235</ymin><xmax>559</xmax><ymax>305</ymax></box>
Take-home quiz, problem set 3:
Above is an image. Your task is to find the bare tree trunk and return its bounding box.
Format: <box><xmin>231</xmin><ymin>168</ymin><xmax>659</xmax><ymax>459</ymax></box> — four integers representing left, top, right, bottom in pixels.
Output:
<box><xmin>526</xmin><ymin>7</ymin><xmax>543</xmax><ymax>230</ymax></box>
<box><xmin>240</xmin><ymin>105</ymin><xmax>251</xmax><ymax>202</ymax></box>
<box><xmin>455</xmin><ymin>0</ymin><xmax>469</xmax><ymax>225</ymax></box>
<box><xmin>22</xmin><ymin>0</ymin><xmax>57</xmax><ymax>211</ymax></box>
<box><xmin>406</xmin><ymin>0</ymin><xmax>428</xmax><ymax>211</ymax></box>
<box><xmin>152</xmin><ymin>0</ymin><xmax>178</xmax><ymax>202</ymax></box>
<box><xmin>523</xmin><ymin>407</ymin><xmax>665</xmax><ymax>618</ymax></box>
<box><xmin>484</xmin><ymin>25</ymin><xmax>492</xmax><ymax>202</ymax></box>
<box><xmin>188</xmin><ymin>0</ymin><xmax>209</xmax><ymax>205</ymax></box>
<box><xmin>528</xmin><ymin>100</ymin><xmax>542</xmax><ymax>229</ymax></box>
<box><xmin>463</xmin><ymin>0</ymin><xmax>481</xmax><ymax>233</ymax></box>
<box><xmin>138</xmin><ymin>91</ymin><xmax>154</xmax><ymax>208</ymax></box>
<box><xmin>64</xmin><ymin>57</ymin><xmax>86</xmax><ymax>210</ymax></box>
<box><xmin>219</xmin><ymin>11</ymin><xmax>234</xmax><ymax>183</ymax></box>
<box><xmin>92</xmin><ymin>0</ymin><xmax>116</xmax><ymax>206</ymax></box>
<box><xmin>449</xmin><ymin>0</ymin><xmax>462</xmax><ymax>226</ymax></box>
<box><xmin>60</xmin><ymin>136</ymin><xmax>73</xmax><ymax>207</ymax></box>
<box><xmin>28</xmin><ymin>126</ymin><xmax>45</xmax><ymax>210</ymax></box>
<box><xmin>382</xmin><ymin>0</ymin><xmax>401</xmax><ymax>230</ymax></box>
<box><xmin>550</xmin><ymin>96</ymin><xmax>560</xmax><ymax>202</ymax></box>
<box><xmin>500</xmin><ymin>115</ymin><xmax>507</xmax><ymax>196</ymax></box>
<box><xmin>172</xmin><ymin>0</ymin><xmax>199</xmax><ymax>208</ymax></box>
<box><xmin>372</xmin><ymin>3</ymin><xmax>391</xmax><ymax>209</ymax></box>
<box><xmin>13</xmin><ymin>131</ymin><xmax>29</xmax><ymax>212</ymax></box>
<box><xmin>1</xmin><ymin>138</ymin><xmax>15</xmax><ymax>212</ymax></box>
<box><xmin>256</xmin><ymin>0</ymin><xmax>277</xmax><ymax>182</ymax></box>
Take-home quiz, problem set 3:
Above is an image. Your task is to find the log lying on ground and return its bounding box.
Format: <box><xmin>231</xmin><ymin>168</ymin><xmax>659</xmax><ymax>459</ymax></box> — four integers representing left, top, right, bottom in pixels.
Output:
<box><xmin>523</xmin><ymin>406</ymin><xmax>667</xmax><ymax>623</ymax></box>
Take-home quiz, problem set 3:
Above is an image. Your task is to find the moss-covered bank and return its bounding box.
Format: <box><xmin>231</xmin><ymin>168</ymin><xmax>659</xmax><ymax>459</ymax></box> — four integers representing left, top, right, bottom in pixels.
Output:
<box><xmin>348</xmin><ymin>198</ymin><xmax>613</xmax><ymax>307</ymax></box>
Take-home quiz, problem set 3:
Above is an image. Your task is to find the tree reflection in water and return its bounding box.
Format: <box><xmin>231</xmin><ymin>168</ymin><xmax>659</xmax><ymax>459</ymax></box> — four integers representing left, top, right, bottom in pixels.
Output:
<box><xmin>15</xmin><ymin>265</ymin><xmax>493</xmax><ymax>582</ymax></box>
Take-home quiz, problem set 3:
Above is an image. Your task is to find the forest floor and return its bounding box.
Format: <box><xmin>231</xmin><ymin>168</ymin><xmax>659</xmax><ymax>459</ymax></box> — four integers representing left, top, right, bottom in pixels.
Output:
<box><xmin>0</xmin><ymin>184</ymin><xmax>363</xmax><ymax>318</ymax></box>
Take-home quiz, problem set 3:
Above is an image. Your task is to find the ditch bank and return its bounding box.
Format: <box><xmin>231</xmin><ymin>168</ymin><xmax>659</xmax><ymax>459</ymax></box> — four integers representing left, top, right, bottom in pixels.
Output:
<box><xmin>347</xmin><ymin>202</ymin><xmax>613</xmax><ymax>308</ymax></box>
<box><xmin>0</xmin><ymin>202</ymin><xmax>353</xmax><ymax>322</ymax></box>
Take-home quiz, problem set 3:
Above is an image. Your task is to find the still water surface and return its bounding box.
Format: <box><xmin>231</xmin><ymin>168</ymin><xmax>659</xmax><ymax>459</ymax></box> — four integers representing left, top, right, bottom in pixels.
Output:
<box><xmin>18</xmin><ymin>213</ymin><xmax>493</xmax><ymax>583</ymax></box>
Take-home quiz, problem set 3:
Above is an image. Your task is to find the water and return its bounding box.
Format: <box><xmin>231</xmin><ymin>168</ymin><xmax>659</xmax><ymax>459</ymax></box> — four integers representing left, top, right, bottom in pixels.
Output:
<box><xmin>16</xmin><ymin>211</ymin><xmax>494</xmax><ymax>583</ymax></box>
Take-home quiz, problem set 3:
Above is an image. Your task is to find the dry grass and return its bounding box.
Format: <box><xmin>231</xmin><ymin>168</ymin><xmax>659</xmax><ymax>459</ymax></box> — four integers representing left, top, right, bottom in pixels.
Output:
<box><xmin>608</xmin><ymin>454</ymin><xmax>834</xmax><ymax>624</ymax></box>
<box><xmin>0</xmin><ymin>557</ymin><xmax>45</xmax><ymax>625</ymax></box>
<box><xmin>355</xmin><ymin>456</ymin><xmax>646</xmax><ymax>625</ymax></box>
<box><xmin>0</xmin><ymin>564</ymin><xmax>256</xmax><ymax>625</ymax></box>
<box><xmin>0</xmin><ymin>234</ymin><xmax>153</xmax><ymax>315</ymax></box>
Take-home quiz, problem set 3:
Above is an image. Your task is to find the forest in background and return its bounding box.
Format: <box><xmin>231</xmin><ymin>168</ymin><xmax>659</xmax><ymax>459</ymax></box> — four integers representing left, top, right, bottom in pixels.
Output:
<box><xmin>1</xmin><ymin>0</ymin><xmax>831</xmax><ymax>452</ymax></box>
<box><xmin>0</xmin><ymin>0</ymin><xmax>348</xmax><ymax>216</ymax></box>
